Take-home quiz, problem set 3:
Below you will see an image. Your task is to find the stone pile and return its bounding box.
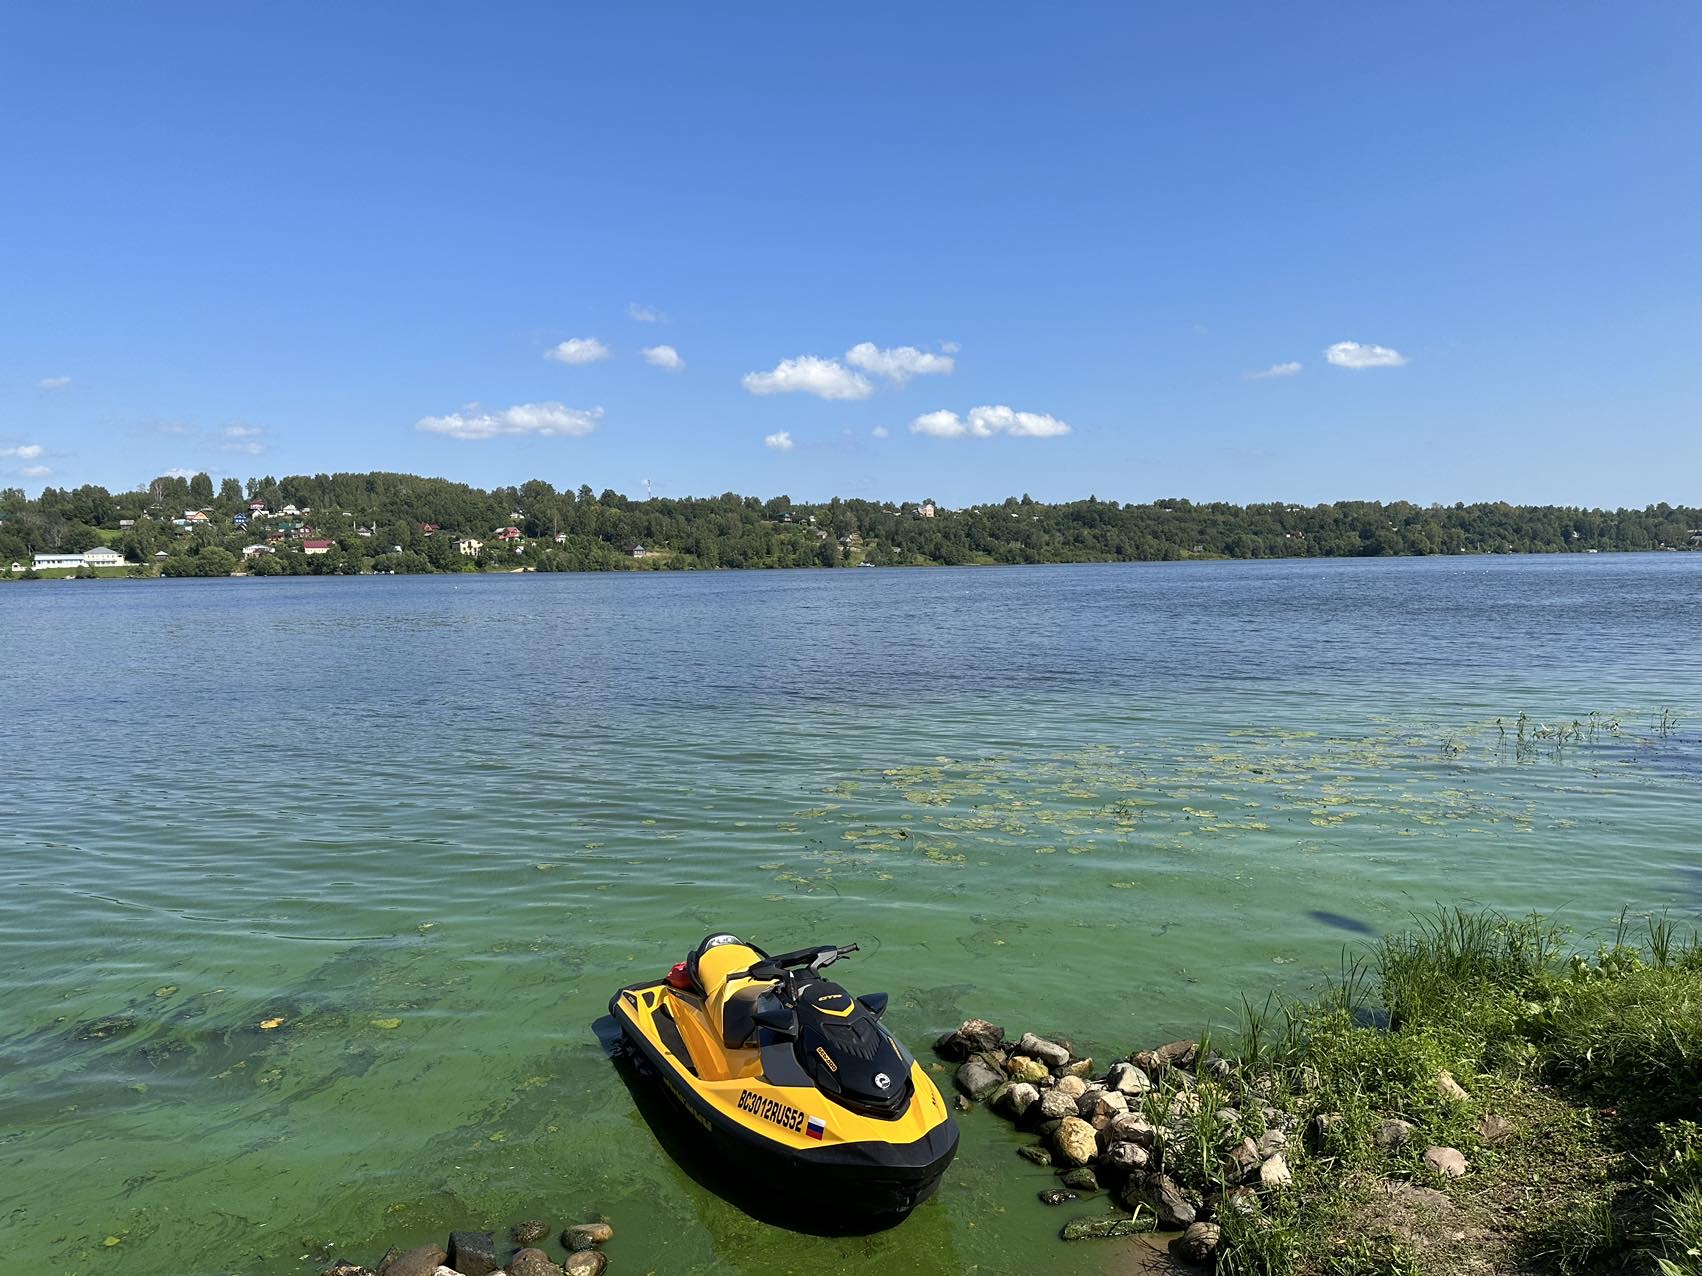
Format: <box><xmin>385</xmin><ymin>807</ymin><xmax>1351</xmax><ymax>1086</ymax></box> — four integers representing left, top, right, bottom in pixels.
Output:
<box><xmin>937</xmin><ymin>1018</ymin><xmax>1472</xmax><ymax>1267</ymax></box>
<box><xmin>320</xmin><ymin>1219</ymin><xmax>614</xmax><ymax>1276</ymax></box>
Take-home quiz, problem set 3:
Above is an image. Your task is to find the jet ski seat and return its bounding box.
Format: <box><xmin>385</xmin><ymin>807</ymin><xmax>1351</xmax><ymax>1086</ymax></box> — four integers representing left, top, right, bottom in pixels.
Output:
<box><xmin>687</xmin><ymin>933</ymin><xmax>776</xmax><ymax>1049</ymax></box>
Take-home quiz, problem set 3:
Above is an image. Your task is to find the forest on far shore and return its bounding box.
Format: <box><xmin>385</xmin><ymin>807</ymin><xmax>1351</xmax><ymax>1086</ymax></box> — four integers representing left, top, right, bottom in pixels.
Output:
<box><xmin>3</xmin><ymin>471</ymin><xmax>1699</xmax><ymax>576</ymax></box>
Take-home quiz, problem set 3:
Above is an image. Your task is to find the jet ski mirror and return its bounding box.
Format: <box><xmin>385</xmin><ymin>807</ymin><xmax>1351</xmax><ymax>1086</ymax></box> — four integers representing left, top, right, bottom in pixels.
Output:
<box><xmin>857</xmin><ymin>991</ymin><xmax>888</xmax><ymax>1018</ymax></box>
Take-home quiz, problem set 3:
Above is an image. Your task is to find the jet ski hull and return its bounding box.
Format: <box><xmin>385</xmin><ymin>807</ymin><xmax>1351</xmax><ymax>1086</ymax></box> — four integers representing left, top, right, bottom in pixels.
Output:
<box><xmin>611</xmin><ymin>979</ymin><xmax>958</xmax><ymax>1218</ymax></box>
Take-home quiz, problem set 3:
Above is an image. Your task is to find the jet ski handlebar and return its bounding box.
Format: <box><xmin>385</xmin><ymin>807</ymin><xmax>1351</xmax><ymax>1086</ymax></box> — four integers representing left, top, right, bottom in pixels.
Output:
<box><xmin>735</xmin><ymin>943</ymin><xmax>858</xmax><ymax>982</ymax></box>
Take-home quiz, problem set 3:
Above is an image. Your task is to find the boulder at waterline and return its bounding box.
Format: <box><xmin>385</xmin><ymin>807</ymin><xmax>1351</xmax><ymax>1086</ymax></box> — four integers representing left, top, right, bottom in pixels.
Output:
<box><xmin>1174</xmin><ymin>1220</ymin><xmax>1222</xmax><ymax>1264</ymax></box>
<box><xmin>1060</xmin><ymin>1214</ymin><xmax>1152</xmax><ymax>1241</ymax></box>
<box><xmin>1016</xmin><ymin>1032</ymin><xmax>1070</xmax><ymax>1070</ymax></box>
<box><xmin>1106</xmin><ymin>1112</ymin><xmax>1157</xmax><ymax>1148</ymax></box>
<box><xmin>1102</xmin><ymin>1140</ymin><xmax>1150</xmax><ymax>1172</ymax></box>
<box><xmin>1008</xmin><ymin>1055</ymin><xmax>1049</xmax><ymax>1084</ymax></box>
<box><xmin>954</xmin><ymin>1057</ymin><xmax>1004</xmax><ymax>1101</ymax></box>
<box><xmin>995</xmin><ymin>1081</ymin><xmax>1039</xmax><ymax>1118</ymax></box>
<box><xmin>1018</xmin><ymin>1144</ymin><xmax>1053</xmax><ymax>1166</ymax></box>
<box><xmin>376</xmin><ymin>1244</ymin><xmax>447</xmax><ymax>1276</ymax></box>
<box><xmin>1127</xmin><ymin>1174</ymin><xmax>1196</xmax><ymax>1228</ymax></box>
<box><xmin>935</xmin><ymin>1019</ymin><xmax>1005</xmax><ymax>1060</ymax></box>
<box><xmin>563</xmin><ymin>1222</ymin><xmax>614</xmax><ymax>1249</ymax></box>
<box><xmin>511</xmin><ymin>1220</ymin><xmax>551</xmax><ymax>1246</ymax></box>
<box><xmin>1037</xmin><ymin>1089</ymin><xmax>1077</xmax><ymax>1121</ymax></box>
<box><xmin>509</xmin><ymin>1250</ymin><xmax>563</xmax><ymax>1276</ymax></box>
<box><xmin>1060</xmin><ymin>1166</ymin><xmax>1099</xmax><ymax>1192</ymax></box>
<box><xmin>1105</xmin><ymin>1061</ymin><xmax>1152</xmax><ymax>1096</ymax></box>
<box><xmin>1053</xmin><ymin>1116</ymin><xmax>1099</xmax><ymax>1166</ymax></box>
<box><xmin>1038</xmin><ymin>1188</ymin><xmax>1078</xmax><ymax>1206</ymax></box>
<box><xmin>321</xmin><ymin>1263</ymin><xmax>372</xmax><ymax>1276</ymax></box>
<box><xmin>1054</xmin><ymin>1074</ymin><xmax>1087</xmax><ymax>1100</ymax></box>
<box><xmin>564</xmin><ymin>1251</ymin><xmax>607</xmax><ymax>1276</ymax></box>
<box><xmin>446</xmin><ymin>1230</ymin><xmax>499</xmax><ymax>1276</ymax></box>
<box><xmin>1151</xmin><ymin>1039</ymin><xmax>1198</xmax><ymax>1071</ymax></box>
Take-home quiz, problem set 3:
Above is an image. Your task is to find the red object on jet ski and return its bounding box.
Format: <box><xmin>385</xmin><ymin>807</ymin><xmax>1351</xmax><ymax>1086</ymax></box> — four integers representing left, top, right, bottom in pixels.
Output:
<box><xmin>665</xmin><ymin>962</ymin><xmax>694</xmax><ymax>990</ymax></box>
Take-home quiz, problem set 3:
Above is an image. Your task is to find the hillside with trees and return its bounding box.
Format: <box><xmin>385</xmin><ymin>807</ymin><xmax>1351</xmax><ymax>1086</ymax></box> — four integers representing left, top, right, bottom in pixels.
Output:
<box><xmin>2</xmin><ymin>471</ymin><xmax>1698</xmax><ymax>577</ymax></box>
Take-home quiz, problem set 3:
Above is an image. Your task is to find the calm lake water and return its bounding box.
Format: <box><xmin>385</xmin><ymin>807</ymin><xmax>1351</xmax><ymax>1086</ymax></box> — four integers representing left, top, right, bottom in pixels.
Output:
<box><xmin>2</xmin><ymin>556</ymin><xmax>1699</xmax><ymax>1275</ymax></box>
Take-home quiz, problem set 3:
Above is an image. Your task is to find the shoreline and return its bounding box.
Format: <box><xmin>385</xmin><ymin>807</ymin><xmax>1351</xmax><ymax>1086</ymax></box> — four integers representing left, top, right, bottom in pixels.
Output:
<box><xmin>4</xmin><ymin>544</ymin><xmax>1697</xmax><ymax>586</ymax></box>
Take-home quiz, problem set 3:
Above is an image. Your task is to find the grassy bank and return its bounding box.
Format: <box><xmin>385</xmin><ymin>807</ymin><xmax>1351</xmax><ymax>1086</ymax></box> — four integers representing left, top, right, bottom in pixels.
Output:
<box><xmin>1201</xmin><ymin>909</ymin><xmax>1702</xmax><ymax>1275</ymax></box>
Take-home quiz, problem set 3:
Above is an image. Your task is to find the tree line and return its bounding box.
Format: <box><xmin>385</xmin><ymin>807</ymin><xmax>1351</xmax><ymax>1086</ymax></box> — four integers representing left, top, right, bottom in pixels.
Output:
<box><xmin>2</xmin><ymin>470</ymin><xmax>1698</xmax><ymax>577</ymax></box>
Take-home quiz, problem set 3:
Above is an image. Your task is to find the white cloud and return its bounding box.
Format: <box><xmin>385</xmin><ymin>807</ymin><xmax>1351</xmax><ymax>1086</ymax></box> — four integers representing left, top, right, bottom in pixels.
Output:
<box><xmin>416</xmin><ymin>401</ymin><xmax>603</xmax><ymax>441</ymax></box>
<box><xmin>220</xmin><ymin>424</ymin><xmax>270</xmax><ymax>455</ymax></box>
<box><xmin>628</xmin><ymin>302</ymin><xmax>664</xmax><ymax>323</ymax></box>
<box><xmin>1324</xmin><ymin>340</ymin><xmax>1406</xmax><ymax>369</ymax></box>
<box><xmin>763</xmin><ymin>431</ymin><xmax>794</xmax><ymax>451</ymax></box>
<box><xmin>21</xmin><ymin>465</ymin><xmax>51</xmax><ymax>477</ymax></box>
<box><xmin>910</xmin><ymin>405</ymin><xmax>1072</xmax><ymax>439</ymax></box>
<box><xmin>38</xmin><ymin>375</ymin><xmax>72</xmax><ymax>391</ymax></box>
<box><xmin>161</xmin><ymin>467</ymin><xmax>199</xmax><ymax>480</ymax></box>
<box><xmin>1245</xmin><ymin>361</ymin><xmax>1303</xmax><ymax>380</ymax></box>
<box><xmin>742</xmin><ymin>355</ymin><xmax>873</xmax><ymax>400</ymax></box>
<box><xmin>940</xmin><ymin>340</ymin><xmax>961</xmax><ymax>354</ymax></box>
<box><xmin>545</xmin><ymin>337</ymin><xmax>611</xmax><ymax>365</ymax></box>
<box><xmin>845</xmin><ymin>342</ymin><xmax>955</xmax><ymax>385</ymax></box>
<box><xmin>642</xmin><ymin>344</ymin><xmax>684</xmax><ymax>371</ymax></box>
<box><xmin>871</xmin><ymin>425</ymin><xmax>890</xmax><ymax>439</ymax></box>
<box><xmin>0</xmin><ymin>443</ymin><xmax>44</xmax><ymax>459</ymax></box>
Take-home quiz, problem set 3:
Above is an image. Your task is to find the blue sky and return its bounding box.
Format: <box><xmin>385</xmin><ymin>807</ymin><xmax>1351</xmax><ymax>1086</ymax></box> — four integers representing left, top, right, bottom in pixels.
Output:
<box><xmin>1</xmin><ymin>5</ymin><xmax>1697</xmax><ymax>507</ymax></box>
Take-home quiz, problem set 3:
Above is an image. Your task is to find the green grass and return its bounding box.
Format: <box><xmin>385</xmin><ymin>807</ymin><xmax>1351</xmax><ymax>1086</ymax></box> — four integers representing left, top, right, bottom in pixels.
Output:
<box><xmin>1179</xmin><ymin>908</ymin><xmax>1702</xmax><ymax>1275</ymax></box>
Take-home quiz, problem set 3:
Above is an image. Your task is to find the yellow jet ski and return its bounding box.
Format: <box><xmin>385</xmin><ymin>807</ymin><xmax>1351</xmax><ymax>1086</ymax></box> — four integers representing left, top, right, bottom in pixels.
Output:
<box><xmin>610</xmin><ymin>934</ymin><xmax>958</xmax><ymax>1219</ymax></box>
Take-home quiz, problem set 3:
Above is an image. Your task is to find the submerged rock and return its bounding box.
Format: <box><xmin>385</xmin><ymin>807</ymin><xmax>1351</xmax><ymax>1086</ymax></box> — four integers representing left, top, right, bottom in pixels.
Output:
<box><xmin>511</xmin><ymin>1220</ymin><xmax>551</xmax><ymax>1246</ymax></box>
<box><xmin>1038</xmin><ymin>1188</ymin><xmax>1078</xmax><ymax>1206</ymax></box>
<box><xmin>563</xmin><ymin>1251</ymin><xmax>607</xmax><ymax>1276</ymax></box>
<box><xmin>1059</xmin><ymin>1166</ymin><xmax>1100</xmax><ymax>1192</ymax></box>
<box><xmin>446</xmin><ymin>1231</ymin><xmax>499</xmax><ymax>1276</ymax></box>
<box><xmin>1018</xmin><ymin>1143</ymin><xmax>1053</xmax><ymax>1166</ymax></box>
<box><xmin>1060</xmin><ymin>1214</ymin><xmax>1151</xmax><ymax>1241</ymax></box>
<box><xmin>508</xmin><ymin>1250</ymin><xmax>563</xmax><ymax>1276</ymax></box>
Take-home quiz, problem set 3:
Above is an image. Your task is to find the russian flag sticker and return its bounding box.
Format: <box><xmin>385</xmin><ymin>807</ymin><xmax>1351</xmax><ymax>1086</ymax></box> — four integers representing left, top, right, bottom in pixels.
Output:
<box><xmin>806</xmin><ymin>1115</ymin><xmax>826</xmax><ymax>1140</ymax></box>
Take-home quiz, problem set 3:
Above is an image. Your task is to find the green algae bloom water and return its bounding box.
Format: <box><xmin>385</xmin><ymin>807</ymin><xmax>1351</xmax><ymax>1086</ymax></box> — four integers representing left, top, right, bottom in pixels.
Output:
<box><xmin>1</xmin><ymin>557</ymin><xmax>1698</xmax><ymax>1274</ymax></box>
